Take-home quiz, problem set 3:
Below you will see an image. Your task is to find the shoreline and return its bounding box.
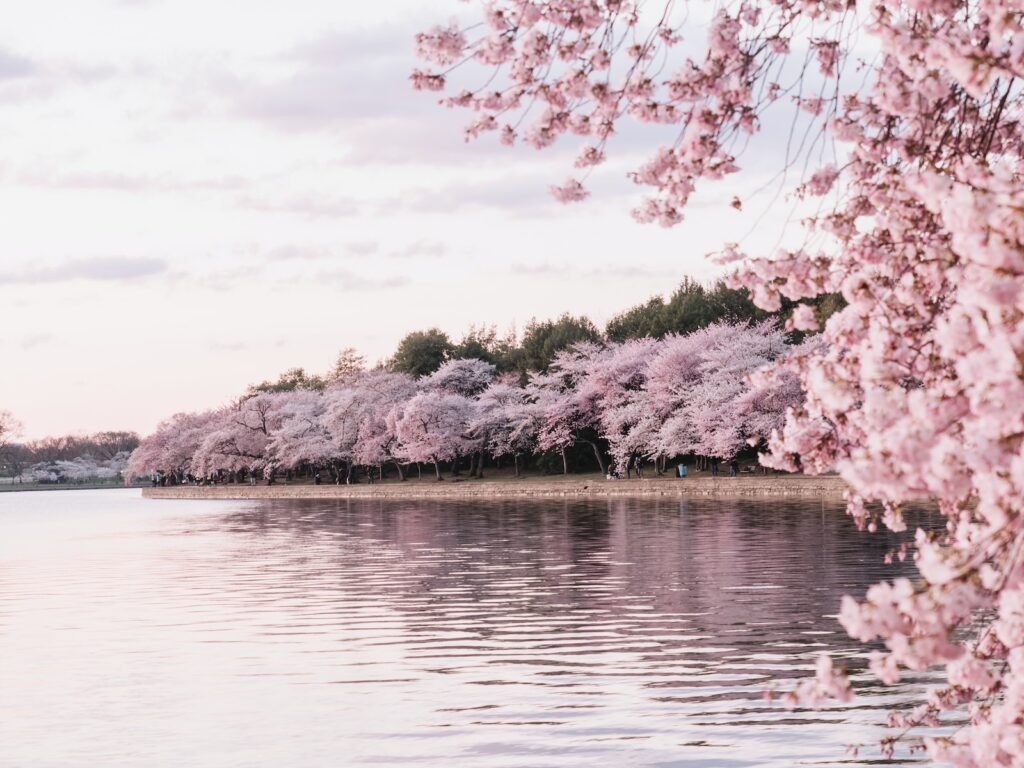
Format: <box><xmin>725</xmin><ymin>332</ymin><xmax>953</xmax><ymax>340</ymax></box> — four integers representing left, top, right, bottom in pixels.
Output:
<box><xmin>142</xmin><ymin>474</ymin><xmax>848</xmax><ymax>501</ymax></box>
<box><xmin>1</xmin><ymin>483</ymin><xmax>145</xmax><ymax>494</ymax></box>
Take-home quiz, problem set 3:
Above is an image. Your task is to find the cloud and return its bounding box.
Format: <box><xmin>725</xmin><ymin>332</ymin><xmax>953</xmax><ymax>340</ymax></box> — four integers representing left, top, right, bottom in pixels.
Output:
<box><xmin>267</xmin><ymin>241</ymin><xmax>381</xmax><ymax>261</ymax></box>
<box><xmin>0</xmin><ymin>50</ymin><xmax>34</xmax><ymax>80</ymax></box>
<box><xmin>14</xmin><ymin>167</ymin><xmax>251</xmax><ymax>192</ymax></box>
<box><xmin>263</xmin><ymin>240</ymin><xmax>443</xmax><ymax>263</ymax></box>
<box><xmin>0</xmin><ymin>256</ymin><xmax>168</xmax><ymax>285</ymax></box>
<box><xmin>395</xmin><ymin>175</ymin><xmax>569</xmax><ymax>217</ymax></box>
<box><xmin>310</xmin><ymin>269</ymin><xmax>410</xmax><ymax>291</ymax></box>
<box><xmin>264</xmin><ymin>244</ymin><xmax>332</xmax><ymax>262</ymax></box>
<box><xmin>230</xmin><ymin>27</ymin><xmax>420</xmax><ymax>129</ymax></box>
<box><xmin>346</xmin><ymin>241</ymin><xmax>379</xmax><ymax>257</ymax></box>
<box><xmin>211</xmin><ymin>341</ymin><xmax>248</xmax><ymax>352</ymax></box>
<box><xmin>389</xmin><ymin>240</ymin><xmax>446</xmax><ymax>260</ymax></box>
<box><xmin>234</xmin><ymin>193</ymin><xmax>360</xmax><ymax>219</ymax></box>
<box><xmin>20</xmin><ymin>333</ymin><xmax>56</xmax><ymax>351</ymax></box>
<box><xmin>510</xmin><ymin>262</ymin><xmax>673</xmax><ymax>280</ymax></box>
<box><xmin>222</xmin><ymin>27</ymin><xmax>521</xmax><ymax>167</ymax></box>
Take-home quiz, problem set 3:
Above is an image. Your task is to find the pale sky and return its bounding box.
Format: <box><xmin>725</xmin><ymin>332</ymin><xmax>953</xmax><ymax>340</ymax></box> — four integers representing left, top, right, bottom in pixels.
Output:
<box><xmin>0</xmin><ymin>0</ymin><xmax>813</xmax><ymax>439</ymax></box>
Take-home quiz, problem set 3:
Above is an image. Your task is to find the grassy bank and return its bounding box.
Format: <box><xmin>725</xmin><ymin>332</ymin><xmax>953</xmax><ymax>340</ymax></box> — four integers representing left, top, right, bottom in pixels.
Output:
<box><xmin>143</xmin><ymin>472</ymin><xmax>847</xmax><ymax>501</ymax></box>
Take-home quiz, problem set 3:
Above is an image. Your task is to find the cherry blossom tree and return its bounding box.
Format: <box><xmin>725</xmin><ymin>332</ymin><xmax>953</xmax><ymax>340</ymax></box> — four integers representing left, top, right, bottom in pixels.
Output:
<box><xmin>125</xmin><ymin>410</ymin><xmax>221</xmax><ymax>482</ymax></box>
<box><xmin>0</xmin><ymin>410</ymin><xmax>23</xmax><ymax>479</ymax></box>
<box><xmin>679</xmin><ymin>321</ymin><xmax>790</xmax><ymax>460</ymax></box>
<box><xmin>0</xmin><ymin>410</ymin><xmax>21</xmax><ymax>450</ymax></box>
<box><xmin>416</xmin><ymin>0</ymin><xmax>1024</xmax><ymax>760</ymax></box>
<box><xmin>737</xmin><ymin>335</ymin><xmax>815</xmax><ymax>452</ymax></box>
<box><xmin>471</xmin><ymin>379</ymin><xmax>541</xmax><ymax>475</ymax></box>
<box><xmin>424</xmin><ymin>359</ymin><xmax>498</xmax><ymax>475</ymax></box>
<box><xmin>644</xmin><ymin>324</ymin><xmax>735</xmax><ymax>461</ymax></box>
<box><xmin>30</xmin><ymin>453</ymin><xmax>131</xmax><ymax>483</ymax></box>
<box><xmin>426</xmin><ymin>358</ymin><xmax>497</xmax><ymax>396</ymax></box>
<box><xmin>583</xmin><ymin>338</ymin><xmax>660</xmax><ymax>473</ymax></box>
<box><xmin>268</xmin><ymin>390</ymin><xmax>335</xmax><ymax>473</ymax></box>
<box><xmin>193</xmin><ymin>392</ymin><xmax>293</xmax><ymax>481</ymax></box>
<box><xmin>346</xmin><ymin>370</ymin><xmax>419</xmax><ymax>480</ymax></box>
<box><xmin>528</xmin><ymin>342</ymin><xmax>611</xmax><ymax>473</ymax></box>
<box><xmin>392</xmin><ymin>391</ymin><xmax>475</xmax><ymax>480</ymax></box>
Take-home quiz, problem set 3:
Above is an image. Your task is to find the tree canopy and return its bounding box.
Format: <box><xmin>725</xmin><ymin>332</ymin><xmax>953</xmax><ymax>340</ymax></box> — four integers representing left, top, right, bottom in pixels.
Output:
<box><xmin>389</xmin><ymin>328</ymin><xmax>454</xmax><ymax>377</ymax></box>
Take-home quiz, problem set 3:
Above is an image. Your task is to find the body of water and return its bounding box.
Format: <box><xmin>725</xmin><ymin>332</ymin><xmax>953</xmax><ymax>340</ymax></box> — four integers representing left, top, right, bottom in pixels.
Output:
<box><xmin>0</xmin><ymin>490</ymin><xmax>932</xmax><ymax>766</ymax></box>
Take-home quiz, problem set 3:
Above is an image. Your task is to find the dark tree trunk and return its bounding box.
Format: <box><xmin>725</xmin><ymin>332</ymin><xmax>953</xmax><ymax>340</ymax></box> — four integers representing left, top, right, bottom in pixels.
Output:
<box><xmin>434</xmin><ymin>460</ymin><xmax>442</xmax><ymax>480</ymax></box>
<box><xmin>513</xmin><ymin>454</ymin><xmax>520</xmax><ymax>477</ymax></box>
<box><xmin>394</xmin><ymin>460</ymin><xmax>405</xmax><ymax>481</ymax></box>
<box><xmin>561</xmin><ymin>448</ymin><xmax>568</xmax><ymax>475</ymax></box>
<box><xmin>583</xmin><ymin>440</ymin><xmax>606</xmax><ymax>474</ymax></box>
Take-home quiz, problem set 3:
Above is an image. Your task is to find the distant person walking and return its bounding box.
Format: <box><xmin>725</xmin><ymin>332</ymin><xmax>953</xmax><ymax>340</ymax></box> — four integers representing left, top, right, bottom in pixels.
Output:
<box><xmin>710</xmin><ymin>459</ymin><xmax>719</xmax><ymax>477</ymax></box>
<box><xmin>729</xmin><ymin>460</ymin><xmax>739</xmax><ymax>477</ymax></box>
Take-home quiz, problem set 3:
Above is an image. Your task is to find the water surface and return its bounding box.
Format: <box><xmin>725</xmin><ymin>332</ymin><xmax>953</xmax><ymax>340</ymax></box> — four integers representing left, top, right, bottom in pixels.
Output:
<box><xmin>0</xmin><ymin>490</ymin><xmax>932</xmax><ymax>766</ymax></box>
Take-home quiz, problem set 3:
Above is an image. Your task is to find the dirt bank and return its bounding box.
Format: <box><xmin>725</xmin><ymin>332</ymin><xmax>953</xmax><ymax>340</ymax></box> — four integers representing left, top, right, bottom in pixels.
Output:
<box><xmin>143</xmin><ymin>474</ymin><xmax>847</xmax><ymax>501</ymax></box>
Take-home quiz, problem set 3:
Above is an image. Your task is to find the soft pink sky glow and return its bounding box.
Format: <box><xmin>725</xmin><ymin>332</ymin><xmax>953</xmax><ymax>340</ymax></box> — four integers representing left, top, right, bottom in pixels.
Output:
<box><xmin>0</xmin><ymin>0</ymin><xmax>802</xmax><ymax>439</ymax></box>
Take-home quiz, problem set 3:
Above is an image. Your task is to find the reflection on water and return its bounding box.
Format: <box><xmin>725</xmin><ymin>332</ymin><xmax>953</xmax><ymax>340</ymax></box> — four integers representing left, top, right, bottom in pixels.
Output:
<box><xmin>0</xmin><ymin>490</ymin><xmax>936</xmax><ymax>767</ymax></box>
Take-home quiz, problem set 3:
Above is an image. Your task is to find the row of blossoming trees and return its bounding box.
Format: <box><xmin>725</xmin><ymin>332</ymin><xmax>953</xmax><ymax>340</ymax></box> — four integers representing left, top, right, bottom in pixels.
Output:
<box><xmin>126</xmin><ymin>320</ymin><xmax>804</xmax><ymax>484</ymax></box>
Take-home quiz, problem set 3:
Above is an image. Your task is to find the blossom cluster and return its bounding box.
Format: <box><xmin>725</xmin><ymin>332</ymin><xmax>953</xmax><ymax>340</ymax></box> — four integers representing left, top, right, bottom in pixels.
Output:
<box><xmin>27</xmin><ymin>452</ymin><xmax>130</xmax><ymax>483</ymax></box>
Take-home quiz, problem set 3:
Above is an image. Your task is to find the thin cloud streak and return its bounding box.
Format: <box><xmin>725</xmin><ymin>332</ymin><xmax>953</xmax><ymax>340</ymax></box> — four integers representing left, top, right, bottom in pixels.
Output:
<box><xmin>0</xmin><ymin>256</ymin><xmax>168</xmax><ymax>285</ymax></box>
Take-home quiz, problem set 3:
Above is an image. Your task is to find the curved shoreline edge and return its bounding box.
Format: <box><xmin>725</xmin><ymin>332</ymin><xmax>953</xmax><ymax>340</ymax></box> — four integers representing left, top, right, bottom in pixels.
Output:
<box><xmin>143</xmin><ymin>475</ymin><xmax>848</xmax><ymax>501</ymax></box>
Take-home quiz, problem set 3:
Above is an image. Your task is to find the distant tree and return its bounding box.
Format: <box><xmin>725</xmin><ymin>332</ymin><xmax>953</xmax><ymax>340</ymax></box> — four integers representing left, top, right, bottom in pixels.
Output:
<box><xmin>659</xmin><ymin>278</ymin><xmax>718</xmax><ymax>335</ymax></box>
<box><xmin>607</xmin><ymin>279</ymin><xmax>769</xmax><ymax>342</ymax></box>
<box><xmin>605</xmin><ymin>296</ymin><xmax>668</xmax><ymax>343</ymax></box>
<box><xmin>89</xmin><ymin>431</ymin><xmax>140</xmax><ymax>460</ymax></box>
<box><xmin>248</xmin><ymin>367</ymin><xmax>326</xmax><ymax>395</ymax></box>
<box><xmin>0</xmin><ymin>411</ymin><xmax>23</xmax><ymax>478</ymax></box>
<box><xmin>452</xmin><ymin>325</ymin><xmax>519</xmax><ymax>372</ymax></box>
<box><xmin>327</xmin><ymin>347</ymin><xmax>366</xmax><ymax>382</ymax></box>
<box><xmin>0</xmin><ymin>411</ymin><xmax>21</xmax><ymax>451</ymax></box>
<box><xmin>519</xmin><ymin>314</ymin><xmax>600</xmax><ymax>373</ymax></box>
<box><xmin>2</xmin><ymin>444</ymin><xmax>30</xmax><ymax>483</ymax></box>
<box><xmin>24</xmin><ymin>435</ymin><xmax>84</xmax><ymax>462</ymax></box>
<box><xmin>452</xmin><ymin>325</ymin><xmax>496</xmax><ymax>362</ymax></box>
<box><xmin>389</xmin><ymin>328</ymin><xmax>453</xmax><ymax>377</ymax></box>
